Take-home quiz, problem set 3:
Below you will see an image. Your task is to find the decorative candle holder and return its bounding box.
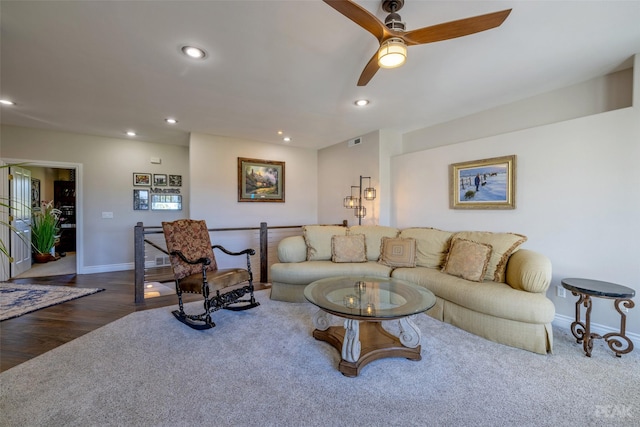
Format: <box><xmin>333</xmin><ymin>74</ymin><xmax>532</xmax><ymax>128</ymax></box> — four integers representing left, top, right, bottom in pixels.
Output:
<box><xmin>354</xmin><ymin>281</ymin><xmax>367</xmax><ymax>295</ymax></box>
<box><xmin>343</xmin><ymin>294</ymin><xmax>359</xmax><ymax>309</ymax></box>
<box><xmin>365</xmin><ymin>303</ymin><xmax>376</xmax><ymax>316</ymax></box>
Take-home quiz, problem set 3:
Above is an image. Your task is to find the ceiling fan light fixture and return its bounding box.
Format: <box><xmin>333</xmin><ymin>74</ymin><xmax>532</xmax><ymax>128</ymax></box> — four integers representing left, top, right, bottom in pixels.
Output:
<box><xmin>377</xmin><ymin>38</ymin><xmax>407</xmax><ymax>69</ymax></box>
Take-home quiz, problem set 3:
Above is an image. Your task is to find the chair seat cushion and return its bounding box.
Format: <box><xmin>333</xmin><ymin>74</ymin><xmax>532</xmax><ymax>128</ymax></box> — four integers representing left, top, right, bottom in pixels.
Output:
<box><xmin>178</xmin><ymin>268</ymin><xmax>251</xmax><ymax>294</ymax></box>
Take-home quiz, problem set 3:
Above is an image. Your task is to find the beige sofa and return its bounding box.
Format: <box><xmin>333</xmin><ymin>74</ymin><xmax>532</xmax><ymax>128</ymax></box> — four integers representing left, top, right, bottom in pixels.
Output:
<box><xmin>270</xmin><ymin>225</ymin><xmax>555</xmax><ymax>354</ymax></box>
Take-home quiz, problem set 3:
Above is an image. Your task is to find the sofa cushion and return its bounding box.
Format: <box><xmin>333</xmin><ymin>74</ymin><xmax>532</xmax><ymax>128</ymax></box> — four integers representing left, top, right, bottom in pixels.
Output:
<box><xmin>271</xmin><ymin>260</ymin><xmax>393</xmax><ymax>285</ymax></box>
<box><xmin>348</xmin><ymin>225</ymin><xmax>399</xmax><ymax>261</ymax></box>
<box><xmin>276</xmin><ymin>235</ymin><xmax>307</xmax><ymax>263</ymax></box>
<box><xmin>442</xmin><ymin>238</ymin><xmax>492</xmax><ymax>282</ymax></box>
<box><xmin>303</xmin><ymin>225</ymin><xmax>347</xmax><ymax>261</ymax></box>
<box><xmin>453</xmin><ymin>231</ymin><xmax>527</xmax><ymax>282</ymax></box>
<box><xmin>331</xmin><ymin>234</ymin><xmax>367</xmax><ymax>263</ymax></box>
<box><xmin>392</xmin><ymin>267</ymin><xmax>556</xmax><ymax>325</ymax></box>
<box><xmin>505</xmin><ymin>249</ymin><xmax>552</xmax><ymax>293</ymax></box>
<box><xmin>399</xmin><ymin>228</ymin><xmax>453</xmax><ymax>269</ymax></box>
<box><xmin>378</xmin><ymin>237</ymin><xmax>417</xmax><ymax>268</ymax></box>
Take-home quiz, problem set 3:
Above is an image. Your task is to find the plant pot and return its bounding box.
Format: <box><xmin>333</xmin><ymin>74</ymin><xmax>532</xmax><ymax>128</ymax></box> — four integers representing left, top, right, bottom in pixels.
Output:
<box><xmin>34</xmin><ymin>253</ymin><xmax>55</xmax><ymax>263</ymax></box>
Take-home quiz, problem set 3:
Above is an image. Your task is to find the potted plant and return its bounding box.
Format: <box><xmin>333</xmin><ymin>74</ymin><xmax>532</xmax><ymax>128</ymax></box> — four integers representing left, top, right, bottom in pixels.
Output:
<box><xmin>31</xmin><ymin>200</ymin><xmax>62</xmax><ymax>262</ymax></box>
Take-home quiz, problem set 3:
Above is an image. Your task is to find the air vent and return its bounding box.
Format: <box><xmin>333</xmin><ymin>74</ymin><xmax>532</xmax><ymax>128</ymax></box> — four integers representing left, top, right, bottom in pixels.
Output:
<box><xmin>348</xmin><ymin>137</ymin><xmax>363</xmax><ymax>147</ymax></box>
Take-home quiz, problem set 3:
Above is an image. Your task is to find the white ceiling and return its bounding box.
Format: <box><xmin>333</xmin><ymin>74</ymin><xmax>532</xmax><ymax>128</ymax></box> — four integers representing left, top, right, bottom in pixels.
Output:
<box><xmin>1</xmin><ymin>1</ymin><xmax>639</xmax><ymax>150</ymax></box>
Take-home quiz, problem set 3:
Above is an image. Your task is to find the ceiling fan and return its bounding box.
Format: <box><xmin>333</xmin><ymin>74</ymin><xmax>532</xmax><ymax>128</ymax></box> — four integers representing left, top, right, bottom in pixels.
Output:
<box><xmin>323</xmin><ymin>0</ymin><xmax>512</xmax><ymax>86</ymax></box>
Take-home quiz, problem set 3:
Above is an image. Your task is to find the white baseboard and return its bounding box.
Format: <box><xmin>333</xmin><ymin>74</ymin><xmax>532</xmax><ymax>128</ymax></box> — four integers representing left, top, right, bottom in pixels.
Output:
<box><xmin>554</xmin><ymin>314</ymin><xmax>640</xmax><ymax>344</ymax></box>
<box><xmin>78</xmin><ymin>262</ymin><xmax>133</xmax><ymax>275</ymax></box>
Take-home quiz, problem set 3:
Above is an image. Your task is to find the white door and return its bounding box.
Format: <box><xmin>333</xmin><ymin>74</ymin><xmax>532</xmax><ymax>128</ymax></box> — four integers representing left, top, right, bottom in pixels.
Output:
<box><xmin>10</xmin><ymin>166</ymin><xmax>32</xmax><ymax>277</ymax></box>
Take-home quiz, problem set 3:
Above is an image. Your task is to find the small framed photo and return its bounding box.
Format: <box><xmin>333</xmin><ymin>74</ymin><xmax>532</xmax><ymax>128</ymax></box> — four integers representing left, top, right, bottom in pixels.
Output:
<box><xmin>133</xmin><ymin>173</ymin><xmax>151</xmax><ymax>186</ymax></box>
<box><xmin>153</xmin><ymin>174</ymin><xmax>167</xmax><ymax>186</ymax></box>
<box><xmin>168</xmin><ymin>174</ymin><xmax>182</xmax><ymax>187</ymax></box>
<box><xmin>450</xmin><ymin>155</ymin><xmax>516</xmax><ymax>209</ymax></box>
<box><xmin>133</xmin><ymin>189</ymin><xmax>149</xmax><ymax>210</ymax></box>
<box><xmin>238</xmin><ymin>157</ymin><xmax>285</xmax><ymax>202</ymax></box>
<box><xmin>151</xmin><ymin>194</ymin><xmax>182</xmax><ymax>211</ymax></box>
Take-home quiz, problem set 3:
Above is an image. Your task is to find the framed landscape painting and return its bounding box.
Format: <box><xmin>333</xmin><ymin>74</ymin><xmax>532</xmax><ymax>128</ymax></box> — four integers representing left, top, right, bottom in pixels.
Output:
<box><xmin>450</xmin><ymin>155</ymin><xmax>516</xmax><ymax>209</ymax></box>
<box><xmin>238</xmin><ymin>157</ymin><xmax>285</xmax><ymax>202</ymax></box>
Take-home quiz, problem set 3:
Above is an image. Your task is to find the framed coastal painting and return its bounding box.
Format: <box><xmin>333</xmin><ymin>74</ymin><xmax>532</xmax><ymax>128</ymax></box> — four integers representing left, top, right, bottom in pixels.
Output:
<box><xmin>237</xmin><ymin>157</ymin><xmax>285</xmax><ymax>202</ymax></box>
<box><xmin>449</xmin><ymin>155</ymin><xmax>516</xmax><ymax>209</ymax></box>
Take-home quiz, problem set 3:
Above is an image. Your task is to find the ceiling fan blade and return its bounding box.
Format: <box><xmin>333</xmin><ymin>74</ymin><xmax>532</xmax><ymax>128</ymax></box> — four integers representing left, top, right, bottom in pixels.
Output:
<box><xmin>402</xmin><ymin>9</ymin><xmax>512</xmax><ymax>46</ymax></box>
<box><xmin>357</xmin><ymin>51</ymin><xmax>381</xmax><ymax>86</ymax></box>
<box><xmin>323</xmin><ymin>0</ymin><xmax>391</xmax><ymax>41</ymax></box>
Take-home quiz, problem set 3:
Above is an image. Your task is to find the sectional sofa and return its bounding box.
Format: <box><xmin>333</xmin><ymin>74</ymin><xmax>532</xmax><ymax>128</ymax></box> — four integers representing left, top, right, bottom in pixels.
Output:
<box><xmin>270</xmin><ymin>225</ymin><xmax>555</xmax><ymax>354</ymax></box>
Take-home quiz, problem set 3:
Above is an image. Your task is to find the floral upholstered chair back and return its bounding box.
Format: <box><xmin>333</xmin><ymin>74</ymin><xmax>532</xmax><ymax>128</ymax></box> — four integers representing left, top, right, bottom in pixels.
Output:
<box><xmin>162</xmin><ymin>219</ymin><xmax>218</xmax><ymax>281</ymax></box>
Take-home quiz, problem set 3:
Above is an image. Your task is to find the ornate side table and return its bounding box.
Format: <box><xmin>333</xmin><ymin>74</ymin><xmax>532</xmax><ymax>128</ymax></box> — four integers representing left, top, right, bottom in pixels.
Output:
<box><xmin>561</xmin><ymin>278</ymin><xmax>635</xmax><ymax>357</ymax></box>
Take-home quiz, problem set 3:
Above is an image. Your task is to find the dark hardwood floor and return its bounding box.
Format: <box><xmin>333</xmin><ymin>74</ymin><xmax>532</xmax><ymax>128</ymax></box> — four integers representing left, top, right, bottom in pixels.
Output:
<box><xmin>1</xmin><ymin>271</ymin><xmax>269</xmax><ymax>373</ymax></box>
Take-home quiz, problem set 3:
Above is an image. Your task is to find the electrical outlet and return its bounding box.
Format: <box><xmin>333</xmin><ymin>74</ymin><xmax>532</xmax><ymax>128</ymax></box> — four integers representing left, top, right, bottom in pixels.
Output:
<box><xmin>556</xmin><ymin>285</ymin><xmax>566</xmax><ymax>298</ymax></box>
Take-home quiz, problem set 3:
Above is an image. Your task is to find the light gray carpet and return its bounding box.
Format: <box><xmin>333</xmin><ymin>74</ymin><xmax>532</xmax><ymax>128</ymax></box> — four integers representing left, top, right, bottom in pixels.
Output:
<box><xmin>1</xmin><ymin>290</ymin><xmax>638</xmax><ymax>427</ymax></box>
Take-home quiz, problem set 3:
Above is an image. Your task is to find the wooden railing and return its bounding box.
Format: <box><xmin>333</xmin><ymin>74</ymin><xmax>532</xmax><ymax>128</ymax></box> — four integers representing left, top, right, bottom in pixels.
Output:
<box><xmin>133</xmin><ymin>220</ymin><xmax>347</xmax><ymax>303</ymax></box>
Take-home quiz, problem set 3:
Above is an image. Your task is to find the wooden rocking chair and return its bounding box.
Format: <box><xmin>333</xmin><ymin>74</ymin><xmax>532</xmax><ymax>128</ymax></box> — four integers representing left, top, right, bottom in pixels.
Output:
<box><xmin>162</xmin><ymin>219</ymin><xmax>259</xmax><ymax>329</ymax></box>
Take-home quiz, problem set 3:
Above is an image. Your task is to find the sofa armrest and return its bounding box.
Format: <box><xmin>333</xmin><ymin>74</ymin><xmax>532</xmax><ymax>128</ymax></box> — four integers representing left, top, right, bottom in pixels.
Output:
<box><xmin>277</xmin><ymin>235</ymin><xmax>307</xmax><ymax>263</ymax></box>
<box><xmin>505</xmin><ymin>249</ymin><xmax>552</xmax><ymax>293</ymax></box>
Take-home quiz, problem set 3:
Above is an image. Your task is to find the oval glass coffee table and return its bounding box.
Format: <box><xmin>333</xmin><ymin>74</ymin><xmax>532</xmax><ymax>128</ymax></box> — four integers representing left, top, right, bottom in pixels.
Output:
<box><xmin>304</xmin><ymin>276</ymin><xmax>436</xmax><ymax>377</ymax></box>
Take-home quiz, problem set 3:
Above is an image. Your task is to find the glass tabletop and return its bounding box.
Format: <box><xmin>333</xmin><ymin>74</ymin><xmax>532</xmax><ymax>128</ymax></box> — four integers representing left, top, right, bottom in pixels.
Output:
<box><xmin>304</xmin><ymin>276</ymin><xmax>436</xmax><ymax>320</ymax></box>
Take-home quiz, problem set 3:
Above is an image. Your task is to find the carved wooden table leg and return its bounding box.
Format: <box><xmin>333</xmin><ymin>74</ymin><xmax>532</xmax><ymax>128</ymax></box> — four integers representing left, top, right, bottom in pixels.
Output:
<box><xmin>562</xmin><ymin>278</ymin><xmax>636</xmax><ymax>358</ymax></box>
<box><xmin>342</xmin><ymin>319</ymin><xmax>361</xmax><ymax>363</ymax></box>
<box><xmin>398</xmin><ymin>315</ymin><xmax>421</xmax><ymax>348</ymax></box>
<box><xmin>603</xmin><ymin>298</ymin><xmax>635</xmax><ymax>357</ymax></box>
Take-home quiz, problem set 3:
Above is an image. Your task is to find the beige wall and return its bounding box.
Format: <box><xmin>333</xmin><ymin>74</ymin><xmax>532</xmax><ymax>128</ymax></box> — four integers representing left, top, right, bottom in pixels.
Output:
<box><xmin>1</xmin><ymin>125</ymin><xmax>189</xmax><ymax>274</ymax></box>
<box><xmin>390</xmin><ymin>61</ymin><xmax>640</xmax><ymax>336</ymax></box>
<box><xmin>318</xmin><ymin>130</ymin><xmax>381</xmax><ymax>226</ymax></box>
<box><xmin>188</xmin><ymin>132</ymin><xmax>318</xmax><ymax>228</ymax></box>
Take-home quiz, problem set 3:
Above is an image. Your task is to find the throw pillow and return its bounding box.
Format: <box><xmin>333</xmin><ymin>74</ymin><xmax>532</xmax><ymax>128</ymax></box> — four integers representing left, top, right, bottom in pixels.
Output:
<box><xmin>453</xmin><ymin>231</ymin><xmax>527</xmax><ymax>282</ymax></box>
<box><xmin>331</xmin><ymin>234</ymin><xmax>367</xmax><ymax>263</ymax></box>
<box><xmin>378</xmin><ymin>237</ymin><xmax>417</xmax><ymax>268</ymax></box>
<box><xmin>442</xmin><ymin>238</ymin><xmax>493</xmax><ymax>282</ymax></box>
<box><xmin>303</xmin><ymin>225</ymin><xmax>347</xmax><ymax>261</ymax></box>
<box><xmin>399</xmin><ymin>227</ymin><xmax>454</xmax><ymax>269</ymax></box>
<box><xmin>348</xmin><ymin>225</ymin><xmax>399</xmax><ymax>261</ymax></box>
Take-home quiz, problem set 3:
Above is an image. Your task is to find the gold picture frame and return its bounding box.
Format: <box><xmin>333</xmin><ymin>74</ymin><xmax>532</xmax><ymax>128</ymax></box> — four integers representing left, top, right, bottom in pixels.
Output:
<box><xmin>238</xmin><ymin>157</ymin><xmax>285</xmax><ymax>202</ymax></box>
<box><xmin>450</xmin><ymin>155</ymin><xmax>516</xmax><ymax>209</ymax></box>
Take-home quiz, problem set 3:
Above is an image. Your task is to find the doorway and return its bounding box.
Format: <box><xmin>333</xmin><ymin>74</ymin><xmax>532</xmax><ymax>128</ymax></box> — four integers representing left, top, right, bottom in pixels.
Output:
<box><xmin>4</xmin><ymin>159</ymin><xmax>82</xmax><ymax>279</ymax></box>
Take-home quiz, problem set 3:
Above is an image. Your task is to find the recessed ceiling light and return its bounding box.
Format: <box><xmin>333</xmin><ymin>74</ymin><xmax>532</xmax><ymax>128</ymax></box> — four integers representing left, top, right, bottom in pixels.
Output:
<box><xmin>181</xmin><ymin>45</ymin><xmax>206</xmax><ymax>59</ymax></box>
<box><xmin>126</xmin><ymin>131</ymin><xmax>137</xmax><ymax>137</ymax></box>
<box><xmin>165</xmin><ymin>118</ymin><xmax>178</xmax><ymax>124</ymax></box>
<box><xmin>277</xmin><ymin>130</ymin><xmax>283</xmax><ymax>135</ymax></box>
<box><xmin>283</xmin><ymin>137</ymin><xmax>291</xmax><ymax>142</ymax></box>
<box><xmin>0</xmin><ymin>99</ymin><xmax>15</xmax><ymax>106</ymax></box>
<box><xmin>355</xmin><ymin>99</ymin><xmax>369</xmax><ymax>107</ymax></box>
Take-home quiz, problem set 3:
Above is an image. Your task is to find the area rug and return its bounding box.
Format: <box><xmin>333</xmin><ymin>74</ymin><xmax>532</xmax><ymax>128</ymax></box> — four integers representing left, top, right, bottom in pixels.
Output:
<box><xmin>0</xmin><ymin>283</ymin><xmax>104</xmax><ymax>321</ymax></box>
<box><xmin>1</xmin><ymin>289</ymin><xmax>638</xmax><ymax>426</ymax></box>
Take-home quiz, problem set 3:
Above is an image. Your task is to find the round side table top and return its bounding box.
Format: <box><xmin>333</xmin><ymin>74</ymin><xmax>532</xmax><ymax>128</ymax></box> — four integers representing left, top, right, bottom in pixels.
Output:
<box><xmin>561</xmin><ymin>278</ymin><xmax>635</xmax><ymax>298</ymax></box>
